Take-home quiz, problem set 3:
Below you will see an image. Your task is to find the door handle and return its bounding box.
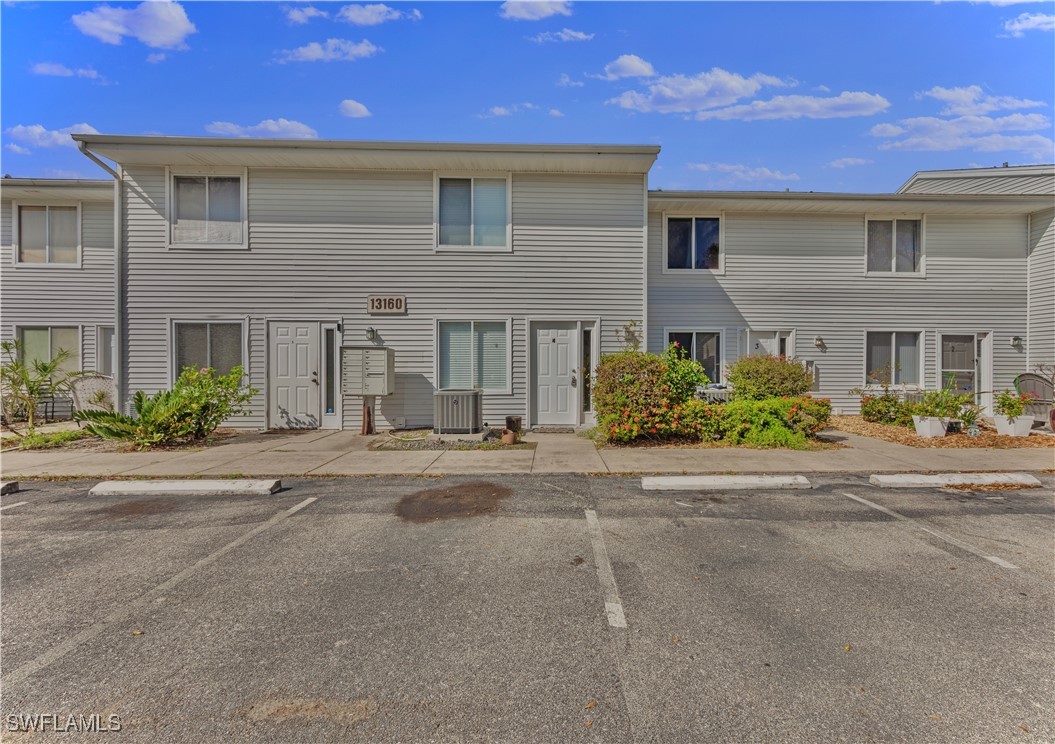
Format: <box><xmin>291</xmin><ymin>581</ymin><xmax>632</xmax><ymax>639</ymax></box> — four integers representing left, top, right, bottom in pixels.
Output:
<box><xmin>570</xmin><ymin>375</ymin><xmax>577</xmax><ymax>388</ymax></box>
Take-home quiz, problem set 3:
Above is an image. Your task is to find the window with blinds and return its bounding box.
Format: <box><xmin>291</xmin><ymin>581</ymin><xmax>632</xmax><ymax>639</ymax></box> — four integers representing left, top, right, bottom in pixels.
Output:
<box><xmin>172</xmin><ymin>175</ymin><xmax>243</xmax><ymax>245</ymax></box>
<box><xmin>174</xmin><ymin>322</ymin><xmax>244</xmax><ymax>378</ymax></box>
<box><xmin>438</xmin><ymin>177</ymin><xmax>508</xmax><ymax>248</ymax></box>
<box><xmin>17</xmin><ymin>205</ymin><xmax>78</xmax><ymax>264</ymax></box>
<box><xmin>438</xmin><ymin>320</ymin><xmax>509</xmax><ymax>391</ymax></box>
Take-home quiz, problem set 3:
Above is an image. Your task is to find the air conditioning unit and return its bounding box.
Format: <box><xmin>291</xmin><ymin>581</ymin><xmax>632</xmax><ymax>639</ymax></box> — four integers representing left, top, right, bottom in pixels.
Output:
<box><xmin>433</xmin><ymin>389</ymin><xmax>483</xmax><ymax>434</ymax></box>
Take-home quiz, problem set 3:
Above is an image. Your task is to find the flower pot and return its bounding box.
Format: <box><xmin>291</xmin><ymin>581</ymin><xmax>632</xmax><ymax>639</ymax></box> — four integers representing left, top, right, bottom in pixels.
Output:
<box><xmin>942</xmin><ymin>418</ymin><xmax>962</xmax><ymax>434</ymax></box>
<box><xmin>501</xmin><ymin>429</ymin><xmax>518</xmax><ymax>445</ymax></box>
<box><xmin>912</xmin><ymin>415</ymin><xmax>947</xmax><ymax>438</ymax></box>
<box><xmin>993</xmin><ymin>415</ymin><xmax>1033</xmax><ymax>437</ymax></box>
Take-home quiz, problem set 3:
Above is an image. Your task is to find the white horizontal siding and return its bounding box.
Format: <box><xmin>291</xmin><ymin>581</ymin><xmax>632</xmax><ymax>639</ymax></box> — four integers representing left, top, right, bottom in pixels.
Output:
<box><xmin>1028</xmin><ymin>208</ymin><xmax>1054</xmax><ymax>367</ymax></box>
<box><xmin>902</xmin><ymin>174</ymin><xmax>1055</xmax><ymax>195</ymax></box>
<box><xmin>121</xmin><ymin>166</ymin><xmax>645</xmax><ymax>429</ymax></box>
<box><xmin>0</xmin><ymin>199</ymin><xmax>115</xmax><ymax>372</ymax></box>
<box><xmin>647</xmin><ymin>210</ymin><xmax>1029</xmax><ymax>412</ymax></box>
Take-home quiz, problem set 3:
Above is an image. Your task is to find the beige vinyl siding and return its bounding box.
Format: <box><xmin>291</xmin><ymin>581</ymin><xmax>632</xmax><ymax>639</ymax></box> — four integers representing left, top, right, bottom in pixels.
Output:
<box><xmin>120</xmin><ymin>166</ymin><xmax>645</xmax><ymax>429</ymax></box>
<box><xmin>901</xmin><ymin>174</ymin><xmax>1054</xmax><ymax>195</ymax></box>
<box><xmin>1028</xmin><ymin>208</ymin><xmax>1054</xmax><ymax>367</ymax></box>
<box><xmin>0</xmin><ymin>199</ymin><xmax>114</xmax><ymax>373</ymax></box>
<box><xmin>647</xmin><ymin>209</ymin><xmax>1028</xmax><ymax>412</ymax></box>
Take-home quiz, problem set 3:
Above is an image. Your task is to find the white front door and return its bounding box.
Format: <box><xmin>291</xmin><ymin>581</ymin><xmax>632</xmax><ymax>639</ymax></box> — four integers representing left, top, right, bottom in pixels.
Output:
<box><xmin>534</xmin><ymin>321</ymin><xmax>578</xmax><ymax>426</ymax></box>
<box><xmin>269</xmin><ymin>321</ymin><xmax>321</xmax><ymax>429</ymax></box>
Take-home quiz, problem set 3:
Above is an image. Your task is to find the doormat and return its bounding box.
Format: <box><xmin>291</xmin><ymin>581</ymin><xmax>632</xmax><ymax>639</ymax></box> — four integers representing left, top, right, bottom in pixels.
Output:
<box><xmin>531</xmin><ymin>426</ymin><xmax>576</xmax><ymax>433</ymax></box>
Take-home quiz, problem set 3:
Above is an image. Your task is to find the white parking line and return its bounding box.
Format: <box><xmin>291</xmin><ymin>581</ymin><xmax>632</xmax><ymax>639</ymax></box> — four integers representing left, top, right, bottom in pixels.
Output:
<box><xmin>842</xmin><ymin>492</ymin><xmax>1020</xmax><ymax>570</ymax></box>
<box><xmin>0</xmin><ymin>501</ymin><xmax>28</xmax><ymax>512</ymax></box>
<box><xmin>1</xmin><ymin>496</ymin><xmax>319</xmax><ymax>688</ymax></box>
<box><xmin>584</xmin><ymin>509</ymin><xmax>627</xmax><ymax>629</ymax></box>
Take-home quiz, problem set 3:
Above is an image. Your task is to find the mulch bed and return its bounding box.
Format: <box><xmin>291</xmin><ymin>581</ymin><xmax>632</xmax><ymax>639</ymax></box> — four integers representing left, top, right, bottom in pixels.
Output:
<box><xmin>831</xmin><ymin>415</ymin><xmax>1055</xmax><ymax>449</ymax></box>
<box><xmin>370</xmin><ymin>428</ymin><xmax>536</xmax><ymax>451</ymax></box>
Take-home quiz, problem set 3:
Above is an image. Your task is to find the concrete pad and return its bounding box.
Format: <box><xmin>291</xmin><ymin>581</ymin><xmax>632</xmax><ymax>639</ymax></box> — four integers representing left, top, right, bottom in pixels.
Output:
<box><xmin>1</xmin><ymin>481</ymin><xmax>18</xmax><ymax>495</ymax></box>
<box><xmin>89</xmin><ymin>479</ymin><xmax>282</xmax><ymax>497</ymax></box>
<box><xmin>869</xmin><ymin>472</ymin><xmax>1043</xmax><ymax>488</ymax></box>
<box><xmin>269</xmin><ymin>430</ymin><xmax>373</xmax><ymax>452</ymax></box>
<box><xmin>642</xmin><ymin>474</ymin><xmax>812</xmax><ymax>490</ymax></box>
<box><xmin>425</xmin><ymin>449</ymin><xmax>536</xmax><ymax>474</ymax></box>
<box><xmin>527</xmin><ymin>433</ymin><xmax>608</xmax><ymax>473</ymax></box>
<box><xmin>196</xmin><ymin>451</ymin><xmax>347</xmax><ymax>476</ymax></box>
<box><xmin>309</xmin><ymin>450</ymin><xmax>441</xmax><ymax>475</ymax></box>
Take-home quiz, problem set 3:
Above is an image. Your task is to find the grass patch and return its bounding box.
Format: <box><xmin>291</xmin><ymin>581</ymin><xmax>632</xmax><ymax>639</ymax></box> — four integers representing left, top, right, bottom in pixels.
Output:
<box><xmin>3</xmin><ymin>429</ymin><xmax>94</xmax><ymax>451</ymax></box>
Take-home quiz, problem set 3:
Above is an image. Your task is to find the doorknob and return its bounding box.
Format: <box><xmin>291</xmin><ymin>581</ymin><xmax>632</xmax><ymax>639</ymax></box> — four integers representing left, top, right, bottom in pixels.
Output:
<box><xmin>570</xmin><ymin>375</ymin><xmax>577</xmax><ymax>388</ymax></box>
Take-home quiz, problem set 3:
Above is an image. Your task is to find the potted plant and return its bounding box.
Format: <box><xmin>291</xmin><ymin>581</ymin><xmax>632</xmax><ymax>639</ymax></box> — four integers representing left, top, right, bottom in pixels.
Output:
<box><xmin>993</xmin><ymin>390</ymin><xmax>1035</xmax><ymax>437</ymax></box>
<box><xmin>911</xmin><ymin>382</ymin><xmax>967</xmax><ymax>438</ymax></box>
<box><xmin>911</xmin><ymin>403</ymin><xmax>947</xmax><ymax>438</ymax></box>
<box><xmin>959</xmin><ymin>402</ymin><xmax>982</xmax><ymax>437</ymax></box>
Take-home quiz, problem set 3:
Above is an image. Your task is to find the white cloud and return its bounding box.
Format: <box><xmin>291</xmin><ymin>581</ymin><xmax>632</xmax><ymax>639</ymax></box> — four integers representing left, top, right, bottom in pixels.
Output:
<box><xmin>689</xmin><ymin>162</ymin><xmax>800</xmax><ymax>183</ymax></box>
<box><xmin>5</xmin><ymin>143</ymin><xmax>31</xmax><ymax>155</ymax></box>
<box><xmin>337</xmin><ymin>4</ymin><xmax>422</xmax><ymax>25</ymax></box>
<box><xmin>1003</xmin><ymin>11</ymin><xmax>1055</xmax><ymax>35</ymax></box>
<box><xmin>815</xmin><ymin>84</ymin><xmax>831</xmax><ymax>93</ymax></box>
<box><xmin>531</xmin><ymin>27</ymin><xmax>592</xmax><ymax>43</ymax></box>
<box><xmin>870</xmin><ymin>112</ymin><xmax>1053</xmax><ymax>159</ymax></box>
<box><xmin>72</xmin><ymin>1</ymin><xmax>196</xmax><ymax>49</ymax></box>
<box><xmin>31</xmin><ymin>62</ymin><xmax>103</xmax><ymax>80</ymax></box>
<box><xmin>285</xmin><ymin>5</ymin><xmax>328</xmax><ymax>24</ymax></box>
<box><xmin>204</xmin><ymin>118</ymin><xmax>318</xmax><ymax>139</ymax></box>
<box><xmin>276</xmin><ymin>38</ymin><xmax>381</xmax><ymax>63</ymax></box>
<box><xmin>608</xmin><ymin>67</ymin><xmax>787</xmax><ymax>113</ymax></box>
<box><xmin>339</xmin><ymin>98</ymin><xmax>372</xmax><ymax>118</ymax></box>
<box><xmin>557</xmin><ymin>72</ymin><xmax>583</xmax><ymax>88</ymax></box>
<box><xmin>918</xmin><ymin>85</ymin><xmax>1044</xmax><ymax>115</ymax></box>
<box><xmin>4</xmin><ymin>122</ymin><xmax>99</xmax><ymax>150</ymax></box>
<box><xmin>595</xmin><ymin>54</ymin><xmax>655</xmax><ymax>81</ymax></box>
<box><xmin>478</xmin><ymin>102</ymin><xmax>538</xmax><ymax>118</ymax></box>
<box><xmin>499</xmin><ymin>1</ymin><xmax>572</xmax><ymax>20</ymax></box>
<box><xmin>694</xmin><ymin>91</ymin><xmax>891</xmax><ymax>121</ymax></box>
<box><xmin>146</xmin><ymin>52</ymin><xmax>167</xmax><ymax>63</ymax></box>
<box><xmin>549</xmin><ymin>108</ymin><xmax>564</xmax><ymax>117</ymax></box>
<box><xmin>828</xmin><ymin>157</ymin><xmax>873</xmax><ymax>168</ymax></box>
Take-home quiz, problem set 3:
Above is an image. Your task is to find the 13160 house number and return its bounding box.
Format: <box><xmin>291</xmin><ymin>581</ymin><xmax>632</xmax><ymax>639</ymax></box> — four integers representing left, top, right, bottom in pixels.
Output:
<box><xmin>367</xmin><ymin>295</ymin><xmax>406</xmax><ymax>315</ymax></box>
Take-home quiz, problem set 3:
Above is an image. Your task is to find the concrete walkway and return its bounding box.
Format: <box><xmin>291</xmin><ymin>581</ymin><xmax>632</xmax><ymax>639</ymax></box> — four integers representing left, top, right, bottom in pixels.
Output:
<box><xmin>1</xmin><ymin>429</ymin><xmax>1052</xmax><ymax>478</ymax></box>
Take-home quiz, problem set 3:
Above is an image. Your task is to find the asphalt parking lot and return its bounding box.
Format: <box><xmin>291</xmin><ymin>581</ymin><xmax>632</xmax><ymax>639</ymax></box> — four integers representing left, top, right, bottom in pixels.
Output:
<box><xmin>1</xmin><ymin>474</ymin><xmax>1052</xmax><ymax>743</ymax></box>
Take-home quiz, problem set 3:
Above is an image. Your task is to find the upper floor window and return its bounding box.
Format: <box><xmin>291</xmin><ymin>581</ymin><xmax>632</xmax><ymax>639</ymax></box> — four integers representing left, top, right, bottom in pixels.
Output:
<box><xmin>16</xmin><ymin>205</ymin><xmax>78</xmax><ymax>265</ymax></box>
<box><xmin>172</xmin><ymin>174</ymin><xmax>244</xmax><ymax>246</ymax></box>
<box><xmin>666</xmin><ymin>216</ymin><xmax>721</xmax><ymax>271</ymax></box>
<box><xmin>867</xmin><ymin>218</ymin><xmax>921</xmax><ymax>273</ymax></box>
<box><xmin>437</xmin><ymin>177</ymin><xmax>508</xmax><ymax>249</ymax></box>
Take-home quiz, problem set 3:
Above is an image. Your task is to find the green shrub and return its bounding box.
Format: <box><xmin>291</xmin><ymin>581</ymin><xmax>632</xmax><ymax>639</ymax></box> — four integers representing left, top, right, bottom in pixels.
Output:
<box><xmin>719</xmin><ymin>397</ymin><xmax>832</xmax><ymax>448</ymax></box>
<box><xmin>727</xmin><ymin>354</ymin><xmax>813</xmax><ymax>401</ymax></box>
<box><xmin>994</xmin><ymin>389</ymin><xmax>1033</xmax><ymax>418</ymax></box>
<box><xmin>75</xmin><ymin>366</ymin><xmax>256</xmax><ymax>450</ymax></box>
<box><xmin>859</xmin><ymin>391</ymin><xmax>914</xmax><ymax>427</ymax></box>
<box><xmin>1</xmin><ymin>340</ymin><xmax>76</xmax><ymax>431</ymax></box>
<box><xmin>593</xmin><ymin>346</ymin><xmax>708</xmax><ymax>443</ymax></box>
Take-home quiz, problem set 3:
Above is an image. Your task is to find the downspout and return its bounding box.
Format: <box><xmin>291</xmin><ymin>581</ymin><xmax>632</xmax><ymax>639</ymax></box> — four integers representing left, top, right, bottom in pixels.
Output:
<box><xmin>78</xmin><ymin>142</ymin><xmax>126</xmax><ymax>413</ymax></box>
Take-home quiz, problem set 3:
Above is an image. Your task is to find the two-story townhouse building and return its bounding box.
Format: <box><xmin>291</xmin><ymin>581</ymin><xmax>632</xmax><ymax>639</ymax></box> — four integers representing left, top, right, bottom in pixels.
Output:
<box><xmin>73</xmin><ymin>134</ymin><xmax>657</xmax><ymax>431</ymax></box>
<box><xmin>1</xmin><ymin>178</ymin><xmax>116</xmax><ymax>414</ymax></box>
<box><xmin>646</xmin><ymin>178</ymin><xmax>1054</xmax><ymax>414</ymax></box>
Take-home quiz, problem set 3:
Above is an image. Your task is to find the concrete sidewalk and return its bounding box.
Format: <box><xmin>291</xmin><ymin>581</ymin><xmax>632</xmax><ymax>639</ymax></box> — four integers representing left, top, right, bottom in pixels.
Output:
<box><xmin>1</xmin><ymin>429</ymin><xmax>1052</xmax><ymax>478</ymax></box>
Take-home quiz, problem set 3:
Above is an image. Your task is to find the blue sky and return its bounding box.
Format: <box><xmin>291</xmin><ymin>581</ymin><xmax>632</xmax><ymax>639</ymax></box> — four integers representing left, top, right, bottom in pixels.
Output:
<box><xmin>2</xmin><ymin>0</ymin><xmax>1053</xmax><ymax>191</ymax></box>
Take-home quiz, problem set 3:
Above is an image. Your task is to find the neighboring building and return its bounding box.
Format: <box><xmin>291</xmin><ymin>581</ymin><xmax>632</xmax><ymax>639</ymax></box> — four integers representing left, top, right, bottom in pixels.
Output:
<box><xmin>74</xmin><ymin>134</ymin><xmax>657</xmax><ymax>430</ymax></box>
<box><xmin>899</xmin><ymin>164</ymin><xmax>1055</xmax><ymax>375</ymax></box>
<box><xmin>0</xmin><ymin>179</ymin><xmax>116</xmax><ymax>410</ymax></box>
<box><xmin>647</xmin><ymin>183</ymin><xmax>1054</xmax><ymax>414</ymax></box>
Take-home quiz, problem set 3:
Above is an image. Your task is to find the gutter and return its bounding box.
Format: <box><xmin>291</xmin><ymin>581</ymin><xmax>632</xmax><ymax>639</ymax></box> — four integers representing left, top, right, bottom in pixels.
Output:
<box><xmin>78</xmin><ymin>142</ymin><xmax>126</xmax><ymax>414</ymax></box>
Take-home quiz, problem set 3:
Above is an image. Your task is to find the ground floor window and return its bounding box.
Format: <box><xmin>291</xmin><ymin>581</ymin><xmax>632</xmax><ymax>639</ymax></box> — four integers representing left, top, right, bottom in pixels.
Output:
<box><xmin>865</xmin><ymin>331</ymin><xmax>920</xmax><ymax>385</ymax></box>
<box><xmin>174</xmin><ymin>322</ymin><xmax>244</xmax><ymax>379</ymax></box>
<box><xmin>668</xmin><ymin>330</ymin><xmax>722</xmax><ymax>384</ymax></box>
<box><xmin>438</xmin><ymin>320</ymin><xmax>509</xmax><ymax>391</ymax></box>
<box><xmin>18</xmin><ymin>326</ymin><xmax>80</xmax><ymax>375</ymax></box>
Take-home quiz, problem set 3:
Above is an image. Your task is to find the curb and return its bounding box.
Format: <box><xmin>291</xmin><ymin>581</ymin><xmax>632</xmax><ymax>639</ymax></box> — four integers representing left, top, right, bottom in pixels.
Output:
<box><xmin>642</xmin><ymin>475</ymin><xmax>812</xmax><ymax>491</ymax></box>
<box><xmin>88</xmin><ymin>479</ymin><xmax>283</xmax><ymax>497</ymax></box>
<box><xmin>868</xmin><ymin>472</ymin><xmax>1042</xmax><ymax>489</ymax></box>
<box><xmin>0</xmin><ymin>481</ymin><xmax>19</xmax><ymax>496</ymax></box>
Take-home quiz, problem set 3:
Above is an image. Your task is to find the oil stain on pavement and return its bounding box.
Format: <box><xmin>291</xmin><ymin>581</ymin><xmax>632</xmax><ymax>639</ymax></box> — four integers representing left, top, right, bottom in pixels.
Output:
<box><xmin>396</xmin><ymin>481</ymin><xmax>512</xmax><ymax>523</ymax></box>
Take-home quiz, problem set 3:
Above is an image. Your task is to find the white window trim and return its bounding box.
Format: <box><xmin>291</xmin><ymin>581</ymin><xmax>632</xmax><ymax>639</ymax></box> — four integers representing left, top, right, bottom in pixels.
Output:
<box><xmin>95</xmin><ymin>324</ymin><xmax>116</xmax><ymax>377</ymax></box>
<box><xmin>168</xmin><ymin>317</ymin><xmax>250</xmax><ymax>384</ymax></box>
<box><xmin>11</xmin><ymin>201</ymin><xmax>83</xmax><ymax>268</ymax></box>
<box><xmin>662</xmin><ymin>212</ymin><xmax>726</xmax><ymax>275</ymax></box>
<box><xmin>433</xmin><ymin>172</ymin><xmax>513</xmax><ymax>254</ymax></box>
<box><xmin>165</xmin><ymin>166</ymin><xmax>249</xmax><ymax>250</ymax></box>
<box><xmin>863</xmin><ymin>214</ymin><xmax>926</xmax><ymax>277</ymax></box>
<box><xmin>664</xmin><ymin>327</ymin><xmax>726</xmax><ymax>383</ymax></box>
<box><xmin>433</xmin><ymin>317</ymin><xmax>513</xmax><ymax>395</ymax></box>
<box><xmin>14</xmin><ymin>324</ymin><xmax>84</xmax><ymax>371</ymax></box>
<box><xmin>862</xmin><ymin>329</ymin><xmax>924</xmax><ymax>389</ymax></box>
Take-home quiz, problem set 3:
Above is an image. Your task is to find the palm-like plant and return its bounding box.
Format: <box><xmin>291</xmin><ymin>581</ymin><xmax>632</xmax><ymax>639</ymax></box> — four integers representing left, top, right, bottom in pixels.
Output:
<box><xmin>1</xmin><ymin>340</ymin><xmax>76</xmax><ymax>433</ymax></box>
